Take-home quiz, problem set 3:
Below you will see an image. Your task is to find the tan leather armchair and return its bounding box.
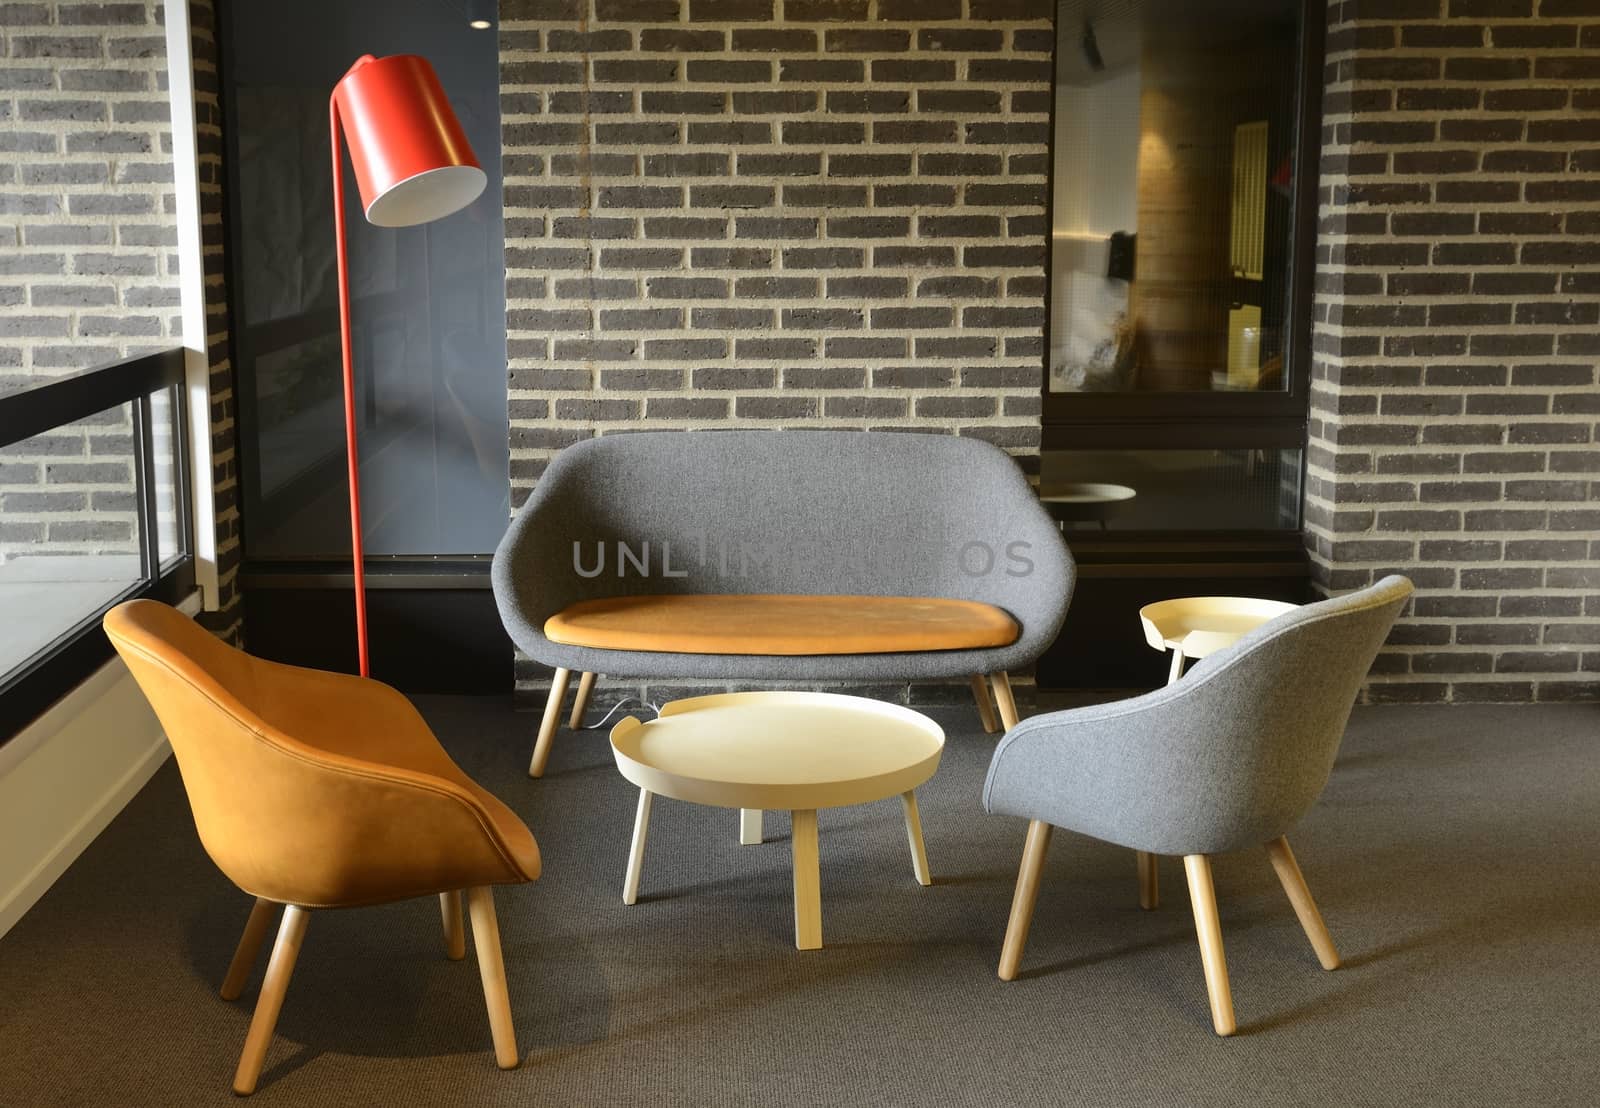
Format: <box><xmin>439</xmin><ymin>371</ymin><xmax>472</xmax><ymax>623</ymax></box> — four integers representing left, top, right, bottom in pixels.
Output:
<box><xmin>103</xmin><ymin>599</ymin><xmax>541</xmax><ymax>1095</ymax></box>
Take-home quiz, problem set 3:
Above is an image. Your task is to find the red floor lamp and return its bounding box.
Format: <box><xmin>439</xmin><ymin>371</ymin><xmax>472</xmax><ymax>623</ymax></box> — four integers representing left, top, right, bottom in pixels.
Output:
<box><xmin>330</xmin><ymin>55</ymin><xmax>486</xmax><ymax>675</ymax></box>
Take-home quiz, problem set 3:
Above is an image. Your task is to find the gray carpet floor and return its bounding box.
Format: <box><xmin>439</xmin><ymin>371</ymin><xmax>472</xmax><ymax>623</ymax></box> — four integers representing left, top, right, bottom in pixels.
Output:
<box><xmin>2</xmin><ymin>700</ymin><xmax>1598</xmax><ymax>1107</ymax></box>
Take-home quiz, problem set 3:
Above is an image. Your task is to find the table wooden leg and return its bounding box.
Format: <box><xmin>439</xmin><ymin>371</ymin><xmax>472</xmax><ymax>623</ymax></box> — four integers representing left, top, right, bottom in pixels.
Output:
<box><xmin>1167</xmin><ymin>649</ymin><xmax>1187</xmax><ymax>685</ymax></box>
<box><xmin>740</xmin><ymin>808</ymin><xmax>763</xmax><ymax>845</ymax></box>
<box><xmin>901</xmin><ymin>791</ymin><xmax>932</xmax><ymax>886</ymax></box>
<box><xmin>791</xmin><ymin>809</ymin><xmax>822</xmax><ymax>950</ymax></box>
<box><xmin>623</xmin><ymin>789</ymin><xmax>653</xmax><ymax>905</ymax></box>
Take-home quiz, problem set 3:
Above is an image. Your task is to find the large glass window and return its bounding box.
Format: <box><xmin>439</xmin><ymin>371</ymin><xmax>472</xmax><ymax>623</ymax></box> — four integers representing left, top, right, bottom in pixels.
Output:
<box><xmin>1042</xmin><ymin>0</ymin><xmax>1317</xmax><ymax>537</ymax></box>
<box><xmin>223</xmin><ymin>1</ymin><xmax>509</xmax><ymax>560</ymax></box>
<box><xmin>1049</xmin><ymin>0</ymin><xmax>1304</xmax><ymax>396</ymax></box>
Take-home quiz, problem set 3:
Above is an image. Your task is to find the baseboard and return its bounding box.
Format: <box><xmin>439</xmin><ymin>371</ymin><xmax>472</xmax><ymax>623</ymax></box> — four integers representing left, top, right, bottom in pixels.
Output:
<box><xmin>0</xmin><ymin>660</ymin><xmax>172</xmax><ymax>939</ymax></box>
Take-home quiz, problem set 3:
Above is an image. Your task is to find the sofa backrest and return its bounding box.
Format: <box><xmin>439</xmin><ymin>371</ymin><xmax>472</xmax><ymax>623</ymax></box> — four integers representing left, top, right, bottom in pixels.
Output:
<box><xmin>493</xmin><ymin>429</ymin><xmax>1073</xmax><ymax>655</ymax></box>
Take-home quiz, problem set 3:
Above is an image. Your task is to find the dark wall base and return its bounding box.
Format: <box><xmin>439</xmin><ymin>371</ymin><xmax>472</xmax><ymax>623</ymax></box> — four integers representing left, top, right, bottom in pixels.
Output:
<box><xmin>1039</xmin><ymin>539</ymin><xmax>1312</xmax><ymax>692</ymax></box>
<box><xmin>243</xmin><ymin>586</ymin><xmax>512</xmax><ymax>694</ymax></box>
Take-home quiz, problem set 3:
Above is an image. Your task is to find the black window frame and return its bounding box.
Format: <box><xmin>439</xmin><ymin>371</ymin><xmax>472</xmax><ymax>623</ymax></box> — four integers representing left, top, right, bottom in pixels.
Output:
<box><xmin>1040</xmin><ymin>0</ymin><xmax>1325</xmax><ymax>452</ymax></box>
<box><xmin>0</xmin><ymin>348</ymin><xmax>197</xmax><ymax>743</ymax></box>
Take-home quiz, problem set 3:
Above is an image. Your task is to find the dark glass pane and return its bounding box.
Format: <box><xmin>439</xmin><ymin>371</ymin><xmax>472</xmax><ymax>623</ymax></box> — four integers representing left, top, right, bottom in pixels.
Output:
<box><xmin>226</xmin><ymin>1</ymin><xmax>509</xmax><ymax>557</ymax></box>
<box><xmin>1050</xmin><ymin>0</ymin><xmax>1302</xmax><ymax>394</ymax></box>
<box><xmin>1038</xmin><ymin>448</ymin><xmax>1303</xmax><ymax>530</ymax></box>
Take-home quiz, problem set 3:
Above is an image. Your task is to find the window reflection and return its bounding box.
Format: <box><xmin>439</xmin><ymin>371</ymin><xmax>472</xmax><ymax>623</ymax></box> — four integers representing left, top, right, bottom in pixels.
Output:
<box><xmin>227</xmin><ymin>1</ymin><xmax>509</xmax><ymax>558</ymax></box>
<box><xmin>1039</xmin><ymin>449</ymin><xmax>1303</xmax><ymax>531</ymax></box>
<box><xmin>1050</xmin><ymin>0</ymin><xmax>1302</xmax><ymax>394</ymax></box>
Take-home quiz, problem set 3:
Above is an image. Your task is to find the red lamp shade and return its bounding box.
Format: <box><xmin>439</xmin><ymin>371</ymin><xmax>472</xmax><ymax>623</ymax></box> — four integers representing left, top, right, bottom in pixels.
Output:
<box><xmin>331</xmin><ymin>54</ymin><xmax>486</xmax><ymax>228</ymax></box>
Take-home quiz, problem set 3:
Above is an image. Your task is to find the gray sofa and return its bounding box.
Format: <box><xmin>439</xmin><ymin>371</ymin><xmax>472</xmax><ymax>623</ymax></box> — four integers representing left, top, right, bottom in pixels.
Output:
<box><xmin>492</xmin><ymin>429</ymin><xmax>1075</xmax><ymax>775</ymax></box>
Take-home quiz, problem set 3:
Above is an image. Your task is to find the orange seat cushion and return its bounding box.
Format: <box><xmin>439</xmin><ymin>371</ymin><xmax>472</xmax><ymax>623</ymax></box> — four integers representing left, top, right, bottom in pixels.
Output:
<box><xmin>543</xmin><ymin>594</ymin><xmax>1020</xmax><ymax>656</ymax></box>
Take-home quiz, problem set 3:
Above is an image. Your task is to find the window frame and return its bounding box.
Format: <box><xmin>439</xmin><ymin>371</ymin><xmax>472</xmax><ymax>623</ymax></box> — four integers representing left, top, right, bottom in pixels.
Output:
<box><xmin>0</xmin><ymin>349</ymin><xmax>197</xmax><ymax>743</ymax></box>
<box><xmin>1040</xmin><ymin>0</ymin><xmax>1325</xmax><ymax>448</ymax></box>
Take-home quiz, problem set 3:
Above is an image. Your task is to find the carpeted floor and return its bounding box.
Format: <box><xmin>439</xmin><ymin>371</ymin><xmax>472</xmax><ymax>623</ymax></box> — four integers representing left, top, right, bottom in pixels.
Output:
<box><xmin>2</xmin><ymin>699</ymin><xmax>1598</xmax><ymax>1107</ymax></box>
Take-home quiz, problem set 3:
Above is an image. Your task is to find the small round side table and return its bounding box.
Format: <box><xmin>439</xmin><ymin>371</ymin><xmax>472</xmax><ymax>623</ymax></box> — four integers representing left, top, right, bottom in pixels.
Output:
<box><xmin>1139</xmin><ymin>595</ymin><xmax>1300</xmax><ymax>686</ymax></box>
<box><xmin>1132</xmin><ymin>595</ymin><xmax>1299</xmax><ymax>911</ymax></box>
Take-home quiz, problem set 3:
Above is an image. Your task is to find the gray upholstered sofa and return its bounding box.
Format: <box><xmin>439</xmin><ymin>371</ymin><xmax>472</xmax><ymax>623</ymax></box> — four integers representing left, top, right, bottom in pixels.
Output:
<box><xmin>492</xmin><ymin>429</ymin><xmax>1074</xmax><ymax>776</ymax></box>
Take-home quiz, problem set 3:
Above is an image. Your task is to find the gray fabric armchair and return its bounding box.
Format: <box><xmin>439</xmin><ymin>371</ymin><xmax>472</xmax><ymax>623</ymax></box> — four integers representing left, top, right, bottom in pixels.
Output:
<box><xmin>983</xmin><ymin>575</ymin><xmax>1413</xmax><ymax>1035</ymax></box>
<box><xmin>493</xmin><ymin>429</ymin><xmax>1074</xmax><ymax>776</ymax></box>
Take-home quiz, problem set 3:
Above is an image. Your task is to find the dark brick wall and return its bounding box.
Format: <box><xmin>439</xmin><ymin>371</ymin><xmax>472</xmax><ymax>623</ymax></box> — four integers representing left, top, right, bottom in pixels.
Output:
<box><xmin>498</xmin><ymin>0</ymin><xmax>1052</xmax><ymax>501</ymax></box>
<box><xmin>1311</xmin><ymin>0</ymin><xmax>1600</xmax><ymax>703</ymax></box>
<box><xmin>498</xmin><ymin>0</ymin><xmax>1053</xmax><ymax>699</ymax></box>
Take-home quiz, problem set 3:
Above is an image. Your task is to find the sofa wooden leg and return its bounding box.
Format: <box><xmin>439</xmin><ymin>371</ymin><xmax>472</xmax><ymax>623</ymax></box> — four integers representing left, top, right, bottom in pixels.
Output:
<box><xmin>999</xmin><ymin>819</ymin><xmax>1052</xmax><ymax>981</ymax></box>
<box><xmin>568</xmin><ymin>671</ymin><xmax>596</xmax><ymax>730</ymax></box>
<box><xmin>1137</xmin><ymin>851</ymin><xmax>1159</xmax><ymax>910</ymax></box>
<box><xmin>990</xmin><ymin>671</ymin><xmax>1019</xmax><ymax>731</ymax></box>
<box><xmin>529</xmin><ymin>668</ymin><xmax>571</xmax><ymax>778</ymax></box>
<box><xmin>440</xmin><ymin>890</ymin><xmax>466</xmax><ymax>960</ymax></box>
<box><xmin>232</xmin><ymin>905</ymin><xmax>309</xmax><ymax>1095</ymax></box>
<box><xmin>1183</xmin><ymin>854</ymin><xmax>1236</xmax><ymax>1036</ymax></box>
<box><xmin>1265</xmin><ymin>836</ymin><xmax>1340</xmax><ymax>970</ymax></box>
<box><xmin>466</xmin><ymin>887</ymin><xmax>521</xmax><ymax>1070</ymax></box>
<box><xmin>970</xmin><ymin>674</ymin><xmax>999</xmax><ymax>734</ymax></box>
<box><xmin>220</xmin><ymin>897</ymin><xmax>277</xmax><ymax>1001</ymax></box>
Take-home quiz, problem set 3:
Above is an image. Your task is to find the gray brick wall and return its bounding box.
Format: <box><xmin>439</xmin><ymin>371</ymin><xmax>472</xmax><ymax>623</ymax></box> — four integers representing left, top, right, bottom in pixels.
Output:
<box><xmin>0</xmin><ymin>0</ymin><xmax>241</xmax><ymax>639</ymax></box>
<box><xmin>498</xmin><ymin>0</ymin><xmax>1052</xmax><ymax>698</ymax></box>
<box><xmin>0</xmin><ymin>0</ymin><xmax>175</xmax><ymax>566</ymax></box>
<box><xmin>1310</xmin><ymin>0</ymin><xmax>1600</xmax><ymax>703</ymax></box>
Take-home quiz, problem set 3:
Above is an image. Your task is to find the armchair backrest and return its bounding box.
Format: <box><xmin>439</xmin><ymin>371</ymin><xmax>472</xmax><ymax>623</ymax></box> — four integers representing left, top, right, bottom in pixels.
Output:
<box><xmin>985</xmin><ymin>576</ymin><xmax>1413</xmax><ymax>854</ymax></box>
<box><xmin>103</xmin><ymin>600</ymin><xmax>529</xmax><ymax>906</ymax></box>
<box><xmin>1163</xmin><ymin>575</ymin><xmax>1414</xmax><ymax>849</ymax></box>
<box><xmin>492</xmin><ymin>429</ymin><xmax>1074</xmax><ymax>659</ymax></box>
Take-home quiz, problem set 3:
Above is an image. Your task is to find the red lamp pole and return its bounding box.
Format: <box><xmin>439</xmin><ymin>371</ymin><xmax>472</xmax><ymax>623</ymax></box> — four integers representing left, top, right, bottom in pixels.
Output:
<box><xmin>327</xmin><ymin>55</ymin><xmax>486</xmax><ymax>678</ymax></box>
<box><xmin>329</xmin><ymin>99</ymin><xmax>370</xmax><ymax>676</ymax></box>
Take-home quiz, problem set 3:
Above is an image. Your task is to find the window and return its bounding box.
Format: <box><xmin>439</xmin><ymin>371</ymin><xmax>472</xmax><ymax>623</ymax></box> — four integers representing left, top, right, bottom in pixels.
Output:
<box><xmin>0</xmin><ymin>353</ymin><xmax>195</xmax><ymax>740</ymax></box>
<box><xmin>1042</xmin><ymin>0</ymin><xmax>1320</xmax><ymax>535</ymax></box>
<box><xmin>222</xmin><ymin>0</ymin><xmax>510</xmax><ymax>563</ymax></box>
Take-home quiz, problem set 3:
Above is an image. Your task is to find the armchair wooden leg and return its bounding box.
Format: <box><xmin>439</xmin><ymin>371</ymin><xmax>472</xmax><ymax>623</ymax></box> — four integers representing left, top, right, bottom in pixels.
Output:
<box><xmin>989</xmin><ymin>671</ymin><xmax>1019</xmax><ymax>731</ymax></box>
<box><xmin>529</xmin><ymin>667</ymin><xmax>571</xmax><ymax>778</ymax></box>
<box><xmin>1183</xmin><ymin>854</ymin><xmax>1236</xmax><ymax>1036</ymax></box>
<box><xmin>970</xmin><ymin>674</ymin><xmax>999</xmax><ymax>734</ymax></box>
<box><xmin>466</xmin><ymin>887</ymin><xmax>520</xmax><ymax>1070</ymax></box>
<box><xmin>221</xmin><ymin>898</ymin><xmax>277</xmax><ymax>1001</ymax></box>
<box><xmin>1265</xmin><ymin>836</ymin><xmax>1340</xmax><ymax>970</ymax></box>
<box><xmin>568</xmin><ymin>671</ymin><xmax>596</xmax><ymax>730</ymax></box>
<box><xmin>232</xmin><ymin>905</ymin><xmax>309</xmax><ymax>1096</ymax></box>
<box><xmin>998</xmin><ymin>819</ymin><xmax>1052</xmax><ymax>981</ymax></box>
<box><xmin>440</xmin><ymin>891</ymin><xmax>466</xmax><ymax>961</ymax></box>
<box><xmin>1137</xmin><ymin>851</ymin><xmax>1159</xmax><ymax>911</ymax></box>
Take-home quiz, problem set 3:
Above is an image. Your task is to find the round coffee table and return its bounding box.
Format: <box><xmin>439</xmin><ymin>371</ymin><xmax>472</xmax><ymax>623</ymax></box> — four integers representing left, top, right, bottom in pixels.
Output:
<box><xmin>609</xmin><ymin>691</ymin><xmax>944</xmax><ymax>950</ymax></box>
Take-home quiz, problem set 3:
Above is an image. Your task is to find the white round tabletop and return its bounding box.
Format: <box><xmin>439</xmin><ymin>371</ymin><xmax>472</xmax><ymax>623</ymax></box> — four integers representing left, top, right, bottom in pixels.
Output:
<box><xmin>1139</xmin><ymin>595</ymin><xmax>1299</xmax><ymax>659</ymax></box>
<box><xmin>610</xmin><ymin>691</ymin><xmax>945</xmax><ymax>812</ymax></box>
